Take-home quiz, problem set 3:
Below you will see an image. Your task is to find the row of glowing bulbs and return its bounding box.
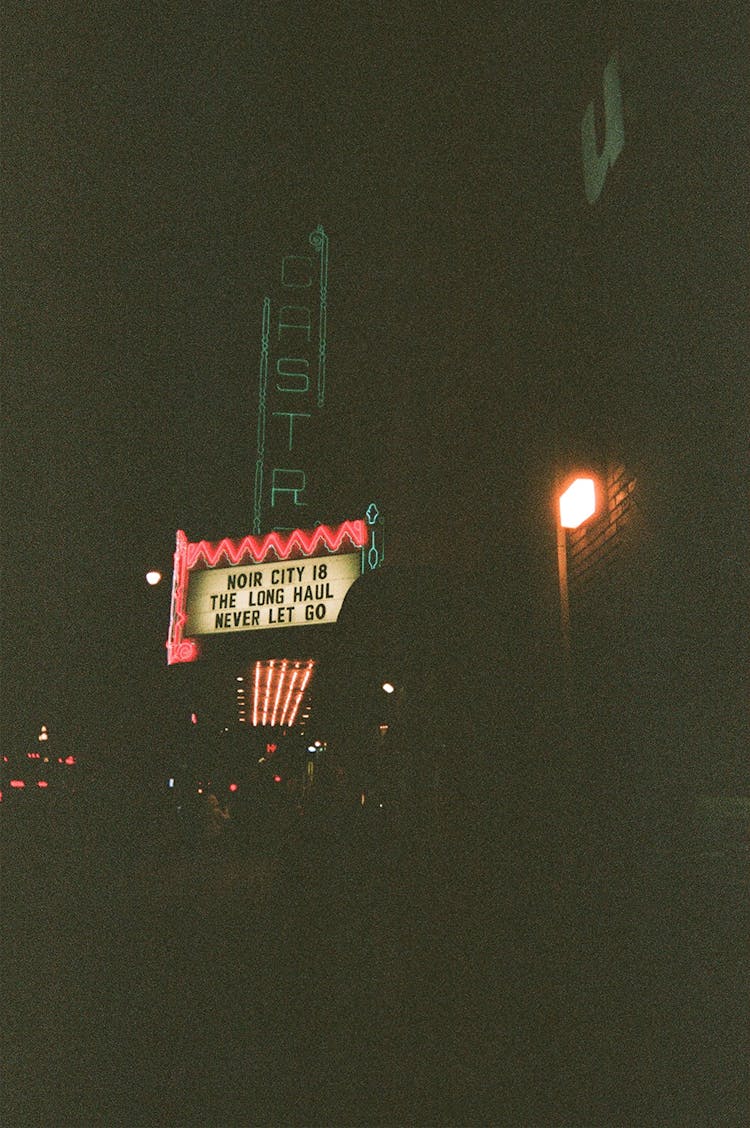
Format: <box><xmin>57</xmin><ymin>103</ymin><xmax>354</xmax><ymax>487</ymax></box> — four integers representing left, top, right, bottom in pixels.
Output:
<box><xmin>235</xmin><ymin>659</ymin><xmax>315</xmax><ymax>728</ymax></box>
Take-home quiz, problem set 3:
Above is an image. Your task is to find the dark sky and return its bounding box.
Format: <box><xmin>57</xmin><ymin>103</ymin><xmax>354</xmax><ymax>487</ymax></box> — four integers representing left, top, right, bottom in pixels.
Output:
<box><xmin>3</xmin><ymin>5</ymin><xmax>560</xmax><ymax>750</ymax></box>
<box><xmin>4</xmin><ymin>5</ymin><xmax>744</xmax><ymax>755</ymax></box>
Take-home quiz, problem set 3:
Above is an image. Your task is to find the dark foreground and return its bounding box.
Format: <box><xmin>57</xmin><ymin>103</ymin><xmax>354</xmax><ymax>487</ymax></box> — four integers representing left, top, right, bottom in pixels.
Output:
<box><xmin>3</xmin><ymin>799</ymin><xmax>746</xmax><ymax>1127</ymax></box>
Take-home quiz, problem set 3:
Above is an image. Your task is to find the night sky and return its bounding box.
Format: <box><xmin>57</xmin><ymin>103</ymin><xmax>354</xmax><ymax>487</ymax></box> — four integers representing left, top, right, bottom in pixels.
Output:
<box><xmin>4</xmin><ymin>6</ymin><xmax>745</xmax><ymax>759</ymax></box>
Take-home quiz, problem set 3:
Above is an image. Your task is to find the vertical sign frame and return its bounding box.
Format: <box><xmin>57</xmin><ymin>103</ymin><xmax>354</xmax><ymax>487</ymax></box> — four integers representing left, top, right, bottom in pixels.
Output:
<box><xmin>253</xmin><ymin>225</ymin><xmax>329</xmax><ymax>535</ymax></box>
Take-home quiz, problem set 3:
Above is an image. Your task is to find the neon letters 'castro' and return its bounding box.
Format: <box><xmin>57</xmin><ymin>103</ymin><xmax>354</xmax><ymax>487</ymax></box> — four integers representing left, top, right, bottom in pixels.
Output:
<box><xmin>166</xmin><ymin>519</ymin><xmax>368</xmax><ymax>664</ymax></box>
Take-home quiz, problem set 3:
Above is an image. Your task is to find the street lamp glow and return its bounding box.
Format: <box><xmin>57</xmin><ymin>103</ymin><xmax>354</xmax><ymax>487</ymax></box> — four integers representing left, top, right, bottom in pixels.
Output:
<box><xmin>559</xmin><ymin>478</ymin><xmax>597</xmax><ymax>529</ymax></box>
<box><xmin>382</xmin><ymin>682</ymin><xmax>395</xmax><ymax>694</ymax></box>
<box><xmin>146</xmin><ymin>570</ymin><xmax>162</xmax><ymax>586</ymax></box>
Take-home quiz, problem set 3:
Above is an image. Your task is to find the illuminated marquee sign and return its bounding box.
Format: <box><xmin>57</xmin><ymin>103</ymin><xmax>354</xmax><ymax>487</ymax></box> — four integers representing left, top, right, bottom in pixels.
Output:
<box><xmin>186</xmin><ymin>552</ymin><xmax>360</xmax><ymax>636</ymax></box>
<box><xmin>166</xmin><ymin>519</ymin><xmax>367</xmax><ymax>665</ymax></box>
<box><xmin>253</xmin><ymin>225</ymin><xmax>329</xmax><ymax>534</ymax></box>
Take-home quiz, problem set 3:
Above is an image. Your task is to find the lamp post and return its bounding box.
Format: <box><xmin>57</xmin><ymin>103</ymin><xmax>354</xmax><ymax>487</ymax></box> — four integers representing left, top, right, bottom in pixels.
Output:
<box><xmin>554</xmin><ymin>474</ymin><xmax>599</xmax><ymax>813</ymax></box>
<box><xmin>379</xmin><ymin>678</ymin><xmax>406</xmax><ymax>818</ymax></box>
<box><xmin>142</xmin><ymin>564</ymin><xmax>173</xmax><ymax>778</ymax></box>
<box><xmin>556</xmin><ymin>476</ymin><xmax>597</xmax><ymax>671</ymax></box>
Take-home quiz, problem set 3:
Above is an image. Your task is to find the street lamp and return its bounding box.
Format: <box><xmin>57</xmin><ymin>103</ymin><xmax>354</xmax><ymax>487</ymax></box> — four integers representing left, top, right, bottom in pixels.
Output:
<box><xmin>559</xmin><ymin>477</ymin><xmax>597</xmax><ymax>529</ymax></box>
<box><xmin>145</xmin><ymin>570</ymin><xmax>162</xmax><ymax>586</ymax></box>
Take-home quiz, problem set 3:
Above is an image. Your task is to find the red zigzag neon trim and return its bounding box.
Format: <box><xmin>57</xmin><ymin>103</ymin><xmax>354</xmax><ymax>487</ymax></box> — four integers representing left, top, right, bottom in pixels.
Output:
<box><xmin>186</xmin><ymin>520</ymin><xmax>367</xmax><ymax>569</ymax></box>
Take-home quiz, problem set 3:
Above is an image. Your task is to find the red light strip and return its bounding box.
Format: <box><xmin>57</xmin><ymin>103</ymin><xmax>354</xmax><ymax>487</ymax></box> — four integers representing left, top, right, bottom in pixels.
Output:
<box><xmin>167</xmin><ymin>529</ymin><xmax>200</xmax><ymax>665</ymax></box>
<box><xmin>253</xmin><ymin>661</ymin><xmax>261</xmax><ymax>726</ymax></box>
<box><xmin>278</xmin><ymin>668</ymin><xmax>299</xmax><ymax>728</ymax></box>
<box><xmin>287</xmin><ymin>690</ymin><xmax>305</xmax><ymax>728</ymax></box>
<box><xmin>246</xmin><ymin>658</ymin><xmax>316</xmax><ymax>727</ymax></box>
<box><xmin>186</xmin><ymin>519</ymin><xmax>366</xmax><ymax>570</ymax></box>
<box><xmin>270</xmin><ymin>662</ymin><xmax>288</xmax><ymax>727</ymax></box>
<box><xmin>287</xmin><ymin>662</ymin><xmax>314</xmax><ymax>728</ymax></box>
<box><xmin>167</xmin><ymin>519</ymin><xmax>367</xmax><ymax>666</ymax></box>
<box><xmin>261</xmin><ymin>661</ymin><xmax>275</xmax><ymax>726</ymax></box>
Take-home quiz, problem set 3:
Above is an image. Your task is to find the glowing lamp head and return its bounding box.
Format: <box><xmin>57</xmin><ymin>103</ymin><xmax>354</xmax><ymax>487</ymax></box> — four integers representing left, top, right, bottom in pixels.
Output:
<box><xmin>382</xmin><ymin>682</ymin><xmax>395</xmax><ymax>695</ymax></box>
<box><xmin>146</xmin><ymin>570</ymin><xmax>162</xmax><ymax>586</ymax></box>
<box><xmin>559</xmin><ymin>477</ymin><xmax>597</xmax><ymax>529</ymax></box>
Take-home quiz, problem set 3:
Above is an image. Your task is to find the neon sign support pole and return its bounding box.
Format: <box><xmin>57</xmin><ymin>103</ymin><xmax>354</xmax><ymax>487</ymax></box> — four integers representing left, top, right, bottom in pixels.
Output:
<box><xmin>309</xmin><ymin>225</ymin><xmax>328</xmax><ymax>409</ymax></box>
<box><xmin>253</xmin><ymin>297</ymin><xmax>271</xmax><ymax>535</ymax></box>
<box><xmin>166</xmin><ymin>530</ymin><xmax>200</xmax><ymax>665</ymax></box>
<box><xmin>557</xmin><ymin>519</ymin><xmax>571</xmax><ymax>667</ymax></box>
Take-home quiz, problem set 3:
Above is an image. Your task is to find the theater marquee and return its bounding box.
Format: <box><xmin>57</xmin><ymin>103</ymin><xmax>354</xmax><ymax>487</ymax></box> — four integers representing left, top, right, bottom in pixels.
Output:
<box><xmin>166</xmin><ymin>519</ymin><xmax>368</xmax><ymax>664</ymax></box>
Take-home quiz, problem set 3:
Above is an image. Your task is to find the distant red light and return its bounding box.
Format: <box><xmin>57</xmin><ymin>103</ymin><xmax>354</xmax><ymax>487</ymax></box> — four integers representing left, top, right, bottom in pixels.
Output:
<box><xmin>191</xmin><ymin>713</ymin><xmax>198</xmax><ymax>725</ymax></box>
<box><xmin>10</xmin><ymin>780</ymin><xmax>25</xmax><ymax>789</ymax></box>
<box><xmin>37</xmin><ymin>780</ymin><xmax>49</xmax><ymax>788</ymax></box>
<box><xmin>65</xmin><ymin>755</ymin><xmax>76</xmax><ymax>765</ymax></box>
<box><xmin>273</xmin><ymin>775</ymin><xmax>282</xmax><ymax>783</ymax></box>
<box><xmin>229</xmin><ymin>783</ymin><xmax>238</xmax><ymax>792</ymax></box>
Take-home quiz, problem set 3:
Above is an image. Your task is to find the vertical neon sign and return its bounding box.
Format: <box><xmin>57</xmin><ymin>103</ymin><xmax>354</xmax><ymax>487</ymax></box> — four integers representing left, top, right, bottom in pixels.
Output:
<box><xmin>253</xmin><ymin>225</ymin><xmax>329</xmax><ymax>534</ymax></box>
